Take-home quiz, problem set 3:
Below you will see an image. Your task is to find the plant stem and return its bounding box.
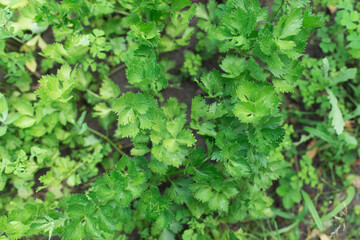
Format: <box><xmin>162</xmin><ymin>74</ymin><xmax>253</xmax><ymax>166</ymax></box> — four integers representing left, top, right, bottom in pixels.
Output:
<box><xmin>167</xmin><ymin>169</ymin><xmax>185</xmax><ymax>176</ymax></box>
<box><xmin>87</xmin><ymin>127</ymin><xmax>128</xmax><ymax>156</ymax></box>
<box><xmin>66</xmin><ymin>161</ymin><xmax>85</xmax><ymax>178</ymax></box>
<box><xmin>270</xmin><ymin>0</ymin><xmax>285</xmax><ymax>22</ymax></box>
<box><xmin>114</xmin><ymin>9</ymin><xmax>129</xmax><ymax>16</ymax></box>
<box><xmin>108</xmin><ymin>64</ymin><xmax>126</xmax><ymax>77</ymax></box>
<box><xmin>167</xmin><ymin>175</ymin><xmax>174</xmax><ymax>184</ymax></box>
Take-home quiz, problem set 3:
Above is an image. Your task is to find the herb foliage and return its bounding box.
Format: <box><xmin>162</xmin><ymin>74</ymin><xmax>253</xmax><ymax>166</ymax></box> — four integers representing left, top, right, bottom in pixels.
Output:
<box><xmin>0</xmin><ymin>0</ymin><xmax>320</xmax><ymax>239</ymax></box>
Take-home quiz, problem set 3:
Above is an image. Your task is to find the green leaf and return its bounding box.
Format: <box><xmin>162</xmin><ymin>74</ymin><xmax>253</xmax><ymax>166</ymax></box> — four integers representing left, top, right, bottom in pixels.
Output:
<box><xmin>0</xmin><ymin>94</ymin><xmax>8</xmax><ymax>121</ymax></box>
<box><xmin>140</xmin><ymin>188</ymin><xmax>173</xmax><ymax>228</ymax></box>
<box><xmin>326</xmin><ymin>89</ymin><xmax>344</xmax><ymax>135</ymax></box>
<box><xmin>149</xmin><ymin>157</ymin><xmax>168</xmax><ymax>174</ymax></box>
<box><xmin>93</xmin><ymin>102</ymin><xmax>112</xmax><ymax>118</ymax></box>
<box><xmin>234</xmin><ymin>80</ymin><xmax>279</xmax><ymax>123</ymax></box>
<box><xmin>3</xmin><ymin>0</ymin><xmax>21</xmax><ymax>9</ymax></box>
<box><xmin>13</xmin><ymin>116</ymin><xmax>36</xmax><ymax>128</ymax></box>
<box><xmin>112</xmin><ymin>92</ymin><xmax>157</xmax><ymax>137</ymax></box>
<box><xmin>156</xmin><ymin>209</ymin><xmax>174</xmax><ymax>229</ymax></box>
<box><xmin>321</xmin><ymin>187</ymin><xmax>355</xmax><ymax>222</ymax></box>
<box><xmin>99</xmin><ymin>77</ymin><xmax>120</xmax><ymax>99</ymax></box>
<box><xmin>301</xmin><ymin>190</ymin><xmax>323</xmax><ymax>232</ymax></box>
<box><xmin>162</xmin><ymin>97</ymin><xmax>186</xmax><ymax>119</ymax></box>
<box><xmin>273</xmin><ymin>79</ymin><xmax>293</xmax><ymax>93</ymax></box>
<box><xmin>288</xmin><ymin>0</ymin><xmax>310</xmax><ymax>8</ymax></box>
<box><xmin>130</xmin><ymin>22</ymin><xmax>160</xmax><ymax>47</ymax></box>
<box><xmin>125</xmin><ymin>50</ymin><xmax>167</xmax><ymax>92</ymax></box>
<box><xmin>85</xmin><ymin>216</ymin><xmax>103</xmax><ymax>239</ymax></box>
<box><xmin>171</xmin><ymin>2</ymin><xmax>196</xmax><ymax>26</ymax></box>
<box><xmin>267</xmin><ymin>54</ymin><xmax>285</xmax><ymax>77</ymax></box>
<box><xmin>274</xmin><ymin>9</ymin><xmax>303</xmax><ymax>39</ymax></box>
<box><xmin>304</xmin><ymin>127</ymin><xmax>335</xmax><ymax>144</ymax></box>
<box><xmin>98</xmin><ymin>207</ymin><xmax>116</xmax><ymax>232</ymax></box>
<box><xmin>0</xmin><ymin>125</ymin><xmax>7</xmax><ymax>136</ymax></box>
<box><xmin>220</xmin><ymin>55</ymin><xmax>246</xmax><ymax>78</ymax></box>
<box><xmin>163</xmin><ymin>138</ymin><xmax>178</xmax><ymax>152</ymax></box>
<box><xmin>338</xmin><ymin>10</ymin><xmax>357</xmax><ymax>30</ymax></box>
<box><xmin>63</xmin><ymin>219</ymin><xmax>84</xmax><ymax>240</ymax></box>
<box><xmin>195</xmin><ymin>70</ymin><xmax>224</xmax><ymax>98</ymax></box>
<box><xmin>93</xmin><ymin>29</ymin><xmax>105</xmax><ymax>37</ymax></box>
<box><xmin>167</xmin><ymin>178</ymin><xmax>192</xmax><ymax>204</ymax></box>
<box><xmin>303</xmin><ymin>8</ymin><xmax>323</xmax><ymax>28</ymax></box>
<box><xmin>42</xmin><ymin>43</ymin><xmax>68</xmax><ymax>64</ymax></box>
<box><xmin>37</xmin><ymin>64</ymin><xmax>77</xmax><ymax>102</ymax></box>
<box><xmin>233</xmin><ymin>102</ymin><xmax>263</xmax><ymax>123</ymax></box>
<box><xmin>152</xmin><ymin>145</ymin><xmax>184</xmax><ymax>167</ymax></box>
<box><xmin>166</xmin><ymin>118</ymin><xmax>186</xmax><ymax>138</ymax></box>
<box><xmin>171</xmin><ymin>0</ymin><xmax>191</xmax><ymax>12</ymax></box>
<box><xmin>276</xmin><ymin>185</ymin><xmax>301</xmax><ymax>209</ymax></box>
<box><xmin>223</xmin><ymin>8</ymin><xmax>256</xmax><ymax>37</ymax></box>
<box><xmin>275</xmin><ymin>39</ymin><xmax>296</xmax><ymax>51</ymax></box>
<box><xmin>14</xmin><ymin>100</ymin><xmax>34</xmax><ymax>116</ymax></box>
<box><xmin>248</xmin><ymin>57</ymin><xmax>266</xmax><ymax>81</ymax></box>
<box><xmin>66</xmin><ymin>194</ymin><xmax>93</xmax><ymax>218</ymax></box>
<box><xmin>191</xmin><ymin>183</ymin><xmax>214</xmax><ymax>202</ymax></box>
<box><xmin>208</xmin><ymin>192</ymin><xmax>229</xmax><ymax>212</ymax></box>
<box><xmin>176</xmin><ymin>129</ymin><xmax>196</xmax><ymax>147</ymax></box>
<box><xmin>196</xmin><ymin>3</ymin><xmax>209</xmax><ymax>20</ymax></box>
<box><xmin>65</xmin><ymin>34</ymin><xmax>90</xmax><ymax>62</ymax></box>
<box><xmin>330</xmin><ymin>68</ymin><xmax>357</xmax><ymax>86</ymax></box>
<box><xmin>341</xmin><ymin>132</ymin><xmax>358</xmax><ymax>148</ymax></box>
<box><xmin>28</xmin><ymin>124</ymin><xmax>47</xmax><ymax>137</ymax></box>
<box><xmin>160</xmin><ymin>229</ymin><xmax>175</xmax><ymax>240</ymax></box>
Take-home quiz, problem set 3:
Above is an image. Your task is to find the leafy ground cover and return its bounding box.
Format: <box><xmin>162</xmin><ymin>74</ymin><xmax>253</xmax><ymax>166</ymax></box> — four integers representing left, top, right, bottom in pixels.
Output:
<box><xmin>0</xmin><ymin>0</ymin><xmax>359</xmax><ymax>239</ymax></box>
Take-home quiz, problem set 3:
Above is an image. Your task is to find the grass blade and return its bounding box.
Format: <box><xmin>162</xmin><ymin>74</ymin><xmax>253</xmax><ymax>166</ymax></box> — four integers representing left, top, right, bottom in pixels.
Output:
<box><xmin>301</xmin><ymin>190</ymin><xmax>323</xmax><ymax>232</ymax></box>
<box><xmin>321</xmin><ymin>186</ymin><xmax>355</xmax><ymax>222</ymax></box>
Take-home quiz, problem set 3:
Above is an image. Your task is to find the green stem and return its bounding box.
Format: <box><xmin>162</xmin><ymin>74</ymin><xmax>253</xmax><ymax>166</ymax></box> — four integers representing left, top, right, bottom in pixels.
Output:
<box><xmin>11</xmin><ymin>35</ymin><xmax>25</xmax><ymax>44</ymax></box>
<box><xmin>270</xmin><ymin>0</ymin><xmax>285</xmax><ymax>22</ymax></box>
<box><xmin>87</xmin><ymin>127</ymin><xmax>128</xmax><ymax>156</ymax></box>
<box><xmin>167</xmin><ymin>169</ymin><xmax>185</xmax><ymax>176</ymax></box>
<box><xmin>108</xmin><ymin>64</ymin><xmax>126</xmax><ymax>77</ymax></box>
<box><xmin>66</xmin><ymin>161</ymin><xmax>85</xmax><ymax>179</ymax></box>
<box><xmin>321</xmin><ymin>187</ymin><xmax>355</xmax><ymax>222</ymax></box>
<box><xmin>167</xmin><ymin>174</ymin><xmax>174</xmax><ymax>184</ymax></box>
<box><xmin>330</xmin><ymin>29</ymin><xmax>347</xmax><ymax>41</ymax></box>
<box><xmin>329</xmin><ymin>162</ymin><xmax>336</xmax><ymax>185</ymax></box>
<box><xmin>258</xmin><ymin>220</ymin><xmax>299</xmax><ymax>236</ymax></box>
<box><xmin>4</xmin><ymin>31</ymin><xmax>25</xmax><ymax>44</ymax></box>
<box><xmin>114</xmin><ymin>9</ymin><xmax>129</xmax><ymax>16</ymax></box>
<box><xmin>272</xmin><ymin>217</ymin><xmax>282</xmax><ymax>239</ymax></box>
